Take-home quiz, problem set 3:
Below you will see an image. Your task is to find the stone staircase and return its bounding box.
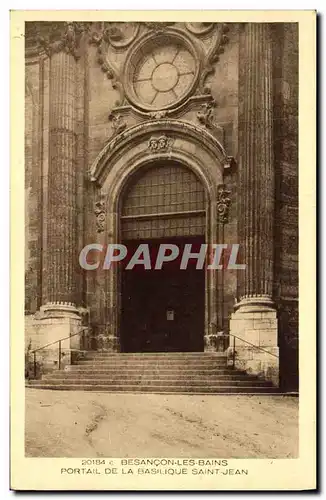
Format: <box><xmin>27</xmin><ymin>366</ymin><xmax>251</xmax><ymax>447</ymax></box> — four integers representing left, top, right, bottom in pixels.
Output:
<box><xmin>27</xmin><ymin>352</ymin><xmax>278</xmax><ymax>394</ymax></box>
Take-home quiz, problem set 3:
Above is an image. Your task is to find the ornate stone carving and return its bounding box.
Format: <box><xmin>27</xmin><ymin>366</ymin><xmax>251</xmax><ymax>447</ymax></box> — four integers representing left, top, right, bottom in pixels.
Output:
<box><xmin>27</xmin><ymin>22</ymin><xmax>89</xmax><ymax>59</ymax></box>
<box><xmin>114</xmin><ymin>94</ymin><xmax>216</xmax><ymax>124</ymax></box>
<box><xmin>148</xmin><ymin>110</ymin><xmax>168</xmax><ymax>119</ymax></box>
<box><xmin>148</xmin><ymin>135</ymin><xmax>174</xmax><ymax>152</ymax></box>
<box><xmin>88</xmin><ymin>23</ymin><xmax>230</xmax><ymax>114</ymax></box>
<box><xmin>223</xmin><ymin>156</ymin><xmax>236</xmax><ymax>171</ymax></box>
<box><xmin>90</xmin><ymin>23</ymin><xmax>188</xmax><ymax>110</ymax></box>
<box><xmin>95</xmin><ymin>48</ymin><xmax>124</xmax><ymax>106</ymax></box>
<box><xmin>142</xmin><ymin>22</ymin><xmax>175</xmax><ymax>32</ymax></box>
<box><xmin>196</xmin><ymin>98</ymin><xmax>227</xmax><ymax>146</ymax></box>
<box><xmin>197</xmin><ymin>99</ymin><xmax>216</xmax><ymax>128</ymax></box>
<box><xmin>90</xmin><ymin>22</ymin><xmax>140</xmax><ymax>49</ymax></box>
<box><xmin>104</xmin><ymin>25</ymin><xmax>124</xmax><ymax>43</ymax></box>
<box><xmin>88</xmin><ymin>29</ymin><xmax>102</xmax><ymax>46</ymax></box>
<box><xmin>94</xmin><ymin>198</ymin><xmax>106</xmax><ymax>233</ymax></box>
<box><xmin>186</xmin><ymin>22</ymin><xmax>215</xmax><ymax>36</ymax></box>
<box><xmin>108</xmin><ymin>112</ymin><xmax>127</xmax><ymax>136</ymax></box>
<box><xmin>90</xmin><ymin>120</ymin><xmax>233</xmax><ymax>185</ymax></box>
<box><xmin>200</xmin><ymin>23</ymin><xmax>230</xmax><ymax>94</ymax></box>
<box><xmin>89</xmin><ymin>24</ymin><xmax>127</xmax><ymax>107</ymax></box>
<box><xmin>217</xmin><ymin>185</ymin><xmax>231</xmax><ymax>223</ymax></box>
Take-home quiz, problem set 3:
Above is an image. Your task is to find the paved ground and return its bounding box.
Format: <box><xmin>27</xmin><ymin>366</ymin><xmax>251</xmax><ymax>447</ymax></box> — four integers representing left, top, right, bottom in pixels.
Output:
<box><xmin>25</xmin><ymin>389</ymin><xmax>298</xmax><ymax>458</ymax></box>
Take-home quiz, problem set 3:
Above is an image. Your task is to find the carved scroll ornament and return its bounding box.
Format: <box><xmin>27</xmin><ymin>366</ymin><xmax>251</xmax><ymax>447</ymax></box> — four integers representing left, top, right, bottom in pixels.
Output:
<box><xmin>217</xmin><ymin>184</ymin><xmax>231</xmax><ymax>223</ymax></box>
<box><xmin>199</xmin><ymin>23</ymin><xmax>230</xmax><ymax>94</ymax></box>
<box><xmin>108</xmin><ymin>113</ymin><xmax>127</xmax><ymax>136</ymax></box>
<box><xmin>94</xmin><ymin>199</ymin><xmax>106</xmax><ymax>233</ymax></box>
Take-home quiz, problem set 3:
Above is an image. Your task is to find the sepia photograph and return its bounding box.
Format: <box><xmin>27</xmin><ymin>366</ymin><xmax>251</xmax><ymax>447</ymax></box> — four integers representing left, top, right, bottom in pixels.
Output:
<box><xmin>10</xmin><ymin>10</ymin><xmax>316</xmax><ymax>490</ymax></box>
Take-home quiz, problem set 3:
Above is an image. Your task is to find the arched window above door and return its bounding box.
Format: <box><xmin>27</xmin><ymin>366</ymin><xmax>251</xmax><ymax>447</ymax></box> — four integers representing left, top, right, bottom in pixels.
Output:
<box><xmin>120</xmin><ymin>162</ymin><xmax>206</xmax><ymax>239</ymax></box>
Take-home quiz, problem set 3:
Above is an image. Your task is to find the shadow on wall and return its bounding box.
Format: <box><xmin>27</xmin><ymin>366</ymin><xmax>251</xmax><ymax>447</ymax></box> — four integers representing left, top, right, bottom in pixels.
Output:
<box><xmin>278</xmin><ymin>306</ymin><xmax>299</xmax><ymax>392</ymax></box>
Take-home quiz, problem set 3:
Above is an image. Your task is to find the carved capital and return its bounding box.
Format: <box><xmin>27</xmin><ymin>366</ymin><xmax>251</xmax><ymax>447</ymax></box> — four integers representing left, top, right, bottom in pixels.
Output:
<box><xmin>25</xmin><ymin>21</ymin><xmax>89</xmax><ymax>59</ymax></box>
<box><xmin>217</xmin><ymin>184</ymin><xmax>231</xmax><ymax>223</ymax></box>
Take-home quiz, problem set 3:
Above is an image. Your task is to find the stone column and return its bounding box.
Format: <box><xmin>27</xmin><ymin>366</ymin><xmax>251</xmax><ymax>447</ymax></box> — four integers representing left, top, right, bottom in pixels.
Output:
<box><xmin>230</xmin><ymin>23</ymin><xmax>279</xmax><ymax>385</ymax></box>
<box><xmin>46</xmin><ymin>50</ymin><xmax>77</xmax><ymax>305</ymax></box>
<box><xmin>38</xmin><ymin>24</ymin><xmax>84</xmax><ymax>364</ymax></box>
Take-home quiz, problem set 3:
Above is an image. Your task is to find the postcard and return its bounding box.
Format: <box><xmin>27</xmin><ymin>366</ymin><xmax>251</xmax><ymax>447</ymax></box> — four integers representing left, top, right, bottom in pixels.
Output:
<box><xmin>11</xmin><ymin>9</ymin><xmax>316</xmax><ymax>491</ymax></box>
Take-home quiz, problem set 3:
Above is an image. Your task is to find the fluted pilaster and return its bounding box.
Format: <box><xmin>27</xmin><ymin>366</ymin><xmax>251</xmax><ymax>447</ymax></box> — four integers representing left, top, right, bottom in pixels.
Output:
<box><xmin>237</xmin><ymin>23</ymin><xmax>274</xmax><ymax>308</ymax></box>
<box><xmin>230</xmin><ymin>23</ymin><xmax>278</xmax><ymax>385</ymax></box>
<box><xmin>46</xmin><ymin>50</ymin><xmax>77</xmax><ymax>305</ymax></box>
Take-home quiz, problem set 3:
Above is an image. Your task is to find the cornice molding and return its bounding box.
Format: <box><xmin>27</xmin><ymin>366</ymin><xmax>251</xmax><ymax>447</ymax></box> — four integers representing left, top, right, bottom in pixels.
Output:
<box><xmin>109</xmin><ymin>94</ymin><xmax>214</xmax><ymax>122</ymax></box>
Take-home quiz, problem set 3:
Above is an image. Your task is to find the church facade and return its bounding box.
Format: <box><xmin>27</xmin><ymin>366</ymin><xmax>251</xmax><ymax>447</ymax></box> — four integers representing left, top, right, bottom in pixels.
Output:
<box><xmin>25</xmin><ymin>21</ymin><xmax>299</xmax><ymax>391</ymax></box>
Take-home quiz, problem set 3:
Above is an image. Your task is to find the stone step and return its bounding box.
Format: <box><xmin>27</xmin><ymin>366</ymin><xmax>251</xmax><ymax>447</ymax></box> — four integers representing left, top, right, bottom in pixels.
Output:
<box><xmin>64</xmin><ymin>368</ymin><xmax>238</xmax><ymax>376</ymax></box>
<box><xmin>27</xmin><ymin>383</ymin><xmax>278</xmax><ymax>394</ymax></box>
<box><xmin>83</xmin><ymin>352</ymin><xmax>226</xmax><ymax>359</ymax></box>
<box><xmin>27</xmin><ymin>351</ymin><xmax>276</xmax><ymax>394</ymax></box>
<box><xmin>29</xmin><ymin>378</ymin><xmax>271</xmax><ymax>387</ymax></box>
<box><xmin>75</xmin><ymin>360</ymin><xmax>228</xmax><ymax>368</ymax></box>
<box><xmin>46</xmin><ymin>372</ymin><xmax>255</xmax><ymax>381</ymax></box>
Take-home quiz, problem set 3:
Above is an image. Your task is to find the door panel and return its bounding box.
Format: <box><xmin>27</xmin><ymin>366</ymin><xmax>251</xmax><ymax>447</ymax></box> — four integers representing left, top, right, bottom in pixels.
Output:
<box><xmin>121</xmin><ymin>237</ymin><xmax>205</xmax><ymax>352</ymax></box>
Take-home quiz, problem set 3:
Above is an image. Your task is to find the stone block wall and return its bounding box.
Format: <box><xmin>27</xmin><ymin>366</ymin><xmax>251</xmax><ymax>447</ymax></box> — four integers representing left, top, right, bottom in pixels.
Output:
<box><xmin>229</xmin><ymin>310</ymin><xmax>279</xmax><ymax>385</ymax></box>
<box><xmin>25</xmin><ymin>61</ymin><xmax>43</xmax><ymax>314</ymax></box>
<box><xmin>272</xmin><ymin>23</ymin><xmax>299</xmax><ymax>391</ymax></box>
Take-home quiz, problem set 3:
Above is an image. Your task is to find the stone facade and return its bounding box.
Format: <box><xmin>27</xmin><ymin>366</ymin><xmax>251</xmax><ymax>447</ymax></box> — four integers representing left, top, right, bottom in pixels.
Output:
<box><xmin>24</xmin><ymin>21</ymin><xmax>299</xmax><ymax>391</ymax></box>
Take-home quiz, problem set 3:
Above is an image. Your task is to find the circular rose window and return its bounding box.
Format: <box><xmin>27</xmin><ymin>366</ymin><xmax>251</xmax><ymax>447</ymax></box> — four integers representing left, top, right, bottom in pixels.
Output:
<box><xmin>123</xmin><ymin>33</ymin><xmax>199</xmax><ymax>111</ymax></box>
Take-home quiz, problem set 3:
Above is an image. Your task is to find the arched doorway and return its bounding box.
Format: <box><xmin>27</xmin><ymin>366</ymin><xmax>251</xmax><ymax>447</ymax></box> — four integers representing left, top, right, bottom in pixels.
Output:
<box><xmin>90</xmin><ymin>119</ymin><xmax>231</xmax><ymax>351</ymax></box>
<box><xmin>119</xmin><ymin>161</ymin><xmax>206</xmax><ymax>352</ymax></box>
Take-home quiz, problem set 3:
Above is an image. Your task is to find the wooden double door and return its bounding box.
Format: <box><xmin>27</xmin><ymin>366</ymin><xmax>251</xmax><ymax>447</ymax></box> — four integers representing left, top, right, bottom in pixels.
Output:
<box><xmin>121</xmin><ymin>236</ymin><xmax>205</xmax><ymax>352</ymax></box>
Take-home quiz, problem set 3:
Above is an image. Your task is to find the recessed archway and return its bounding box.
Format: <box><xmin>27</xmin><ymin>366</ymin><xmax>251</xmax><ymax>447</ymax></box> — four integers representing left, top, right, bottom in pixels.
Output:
<box><xmin>119</xmin><ymin>160</ymin><xmax>207</xmax><ymax>352</ymax></box>
<box><xmin>90</xmin><ymin>119</ymin><xmax>229</xmax><ymax>351</ymax></box>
